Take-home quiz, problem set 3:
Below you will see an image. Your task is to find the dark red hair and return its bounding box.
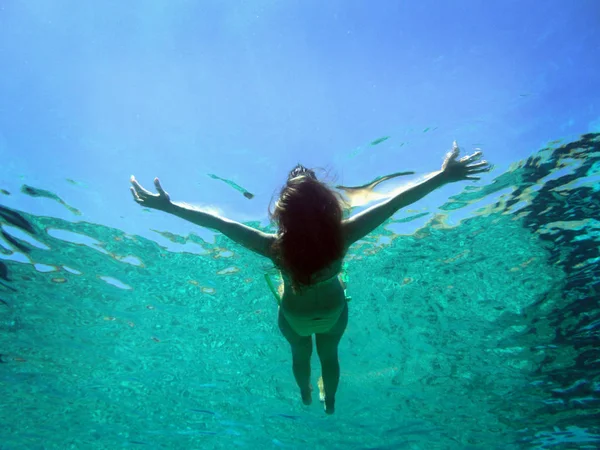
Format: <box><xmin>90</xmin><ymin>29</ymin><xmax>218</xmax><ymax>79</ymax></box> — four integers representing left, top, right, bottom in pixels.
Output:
<box><xmin>269</xmin><ymin>165</ymin><xmax>346</xmax><ymax>291</ymax></box>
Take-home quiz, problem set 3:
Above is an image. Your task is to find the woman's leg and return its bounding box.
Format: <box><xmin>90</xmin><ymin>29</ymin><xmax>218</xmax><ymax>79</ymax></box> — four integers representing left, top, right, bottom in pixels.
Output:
<box><xmin>278</xmin><ymin>308</ymin><xmax>313</xmax><ymax>404</ymax></box>
<box><xmin>315</xmin><ymin>302</ymin><xmax>348</xmax><ymax>414</ymax></box>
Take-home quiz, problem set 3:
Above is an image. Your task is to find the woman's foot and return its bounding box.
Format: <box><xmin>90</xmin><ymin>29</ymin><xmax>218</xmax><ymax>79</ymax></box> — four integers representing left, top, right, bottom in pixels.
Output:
<box><xmin>300</xmin><ymin>385</ymin><xmax>313</xmax><ymax>405</ymax></box>
<box><xmin>324</xmin><ymin>398</ymin><xmax>335</xmax><ymax>415</ymax></box>
<box><xmin>318</xmin><ymin>377</ymin><xmax>335</xmax><ymax>414</ymax></box>
<box><xmin>317</xmin><ymin>376</ymin><xmax>326</xmax><ymax>402</ymax></box>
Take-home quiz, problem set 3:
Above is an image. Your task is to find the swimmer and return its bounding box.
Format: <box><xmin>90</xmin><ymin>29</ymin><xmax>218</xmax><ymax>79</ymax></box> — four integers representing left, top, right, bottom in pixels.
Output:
<box><xmin>130</xmin><ymin>141</ymin><xmax>491</xmax><ymax>414</ymax></box>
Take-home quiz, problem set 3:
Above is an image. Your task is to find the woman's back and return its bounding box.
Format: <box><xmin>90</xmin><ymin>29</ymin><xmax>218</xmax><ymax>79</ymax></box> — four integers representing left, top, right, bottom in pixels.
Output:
<box><xmin>278</xmin><ymin>256</ymin><xmax>347</xmax><ymax>337</ymax></box>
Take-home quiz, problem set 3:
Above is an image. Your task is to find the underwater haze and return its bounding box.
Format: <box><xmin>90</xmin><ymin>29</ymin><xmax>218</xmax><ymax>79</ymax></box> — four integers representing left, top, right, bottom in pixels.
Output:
<box><xmin>1</xmin><ymin>1</ymin><xmax>599</xmax><ymax>449</ymax></box>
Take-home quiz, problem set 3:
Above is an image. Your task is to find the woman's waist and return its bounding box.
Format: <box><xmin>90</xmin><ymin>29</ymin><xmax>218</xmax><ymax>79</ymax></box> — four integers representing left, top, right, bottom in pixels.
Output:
<box><xmin>280</xmin><ymin>301</ymin><xmax>346</xmax><ymax>324</ymax></box>
<box><xmin>280</xmin><ymin>289</ymin><xmax>346</xmax><ymax>320</ymax></box>
<box><xmin>281</xmin><ymin>275</ymin><xmax>345</xmax><ymax>300</ymax></box>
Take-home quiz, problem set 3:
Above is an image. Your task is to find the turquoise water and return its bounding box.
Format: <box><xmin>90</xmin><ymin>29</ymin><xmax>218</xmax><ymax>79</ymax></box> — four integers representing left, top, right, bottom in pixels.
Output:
<box><xmin>2</xmin><ymin>1</ymin><xmax>600</xmax><ymax>449</ymax></box>
<box><xmin>1</xmin><ymin>134</ymin><xmax>598</xmax><ymax>449</ymax></box>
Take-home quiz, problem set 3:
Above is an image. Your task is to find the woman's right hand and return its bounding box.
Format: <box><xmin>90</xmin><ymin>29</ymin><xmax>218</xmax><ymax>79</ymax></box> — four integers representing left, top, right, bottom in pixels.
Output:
<box><xmin>130</xmin><ymin>176</ymin><xmax>173</xmax><ymax>212</ymax></box>
<box><xmin>440</xmin><ymin>141</ymin><xmax>492</xmax><ymax>183</ymax></box>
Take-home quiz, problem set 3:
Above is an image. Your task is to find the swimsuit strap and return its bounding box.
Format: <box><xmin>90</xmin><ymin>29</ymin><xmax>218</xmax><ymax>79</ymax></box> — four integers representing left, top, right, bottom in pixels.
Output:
<box><xmin>264</xmin><ymin>273</ymin><xmax>282</xmax><ymax>305</ymax></box>
<box><xmin>341</xmin><ymin>262</ymin><xmax>352</xmax><ymax>302</ymax></box>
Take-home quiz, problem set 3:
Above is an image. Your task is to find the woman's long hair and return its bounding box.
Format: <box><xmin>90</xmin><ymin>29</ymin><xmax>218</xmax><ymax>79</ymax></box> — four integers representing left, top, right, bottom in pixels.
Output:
<box><xmin>269</xmin><ymin>164</ymin><xmax>346</xmax><ymax>291</ymax></box>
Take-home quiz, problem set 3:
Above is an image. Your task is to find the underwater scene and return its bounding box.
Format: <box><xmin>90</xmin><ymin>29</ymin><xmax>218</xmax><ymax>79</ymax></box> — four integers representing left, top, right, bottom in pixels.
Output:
<box><xmin>1</xmin><ymin>133</ymin><xmax>599</xmax><ymax>449</ymax></box>
<box><xmin>1</xmin><ymin>1</ymin><xmax>599</xmax><ymax>450</ymax></box>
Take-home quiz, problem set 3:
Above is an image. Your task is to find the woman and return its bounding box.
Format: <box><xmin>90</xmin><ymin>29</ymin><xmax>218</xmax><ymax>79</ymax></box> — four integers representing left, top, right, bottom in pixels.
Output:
<box><xmin>130</xmin><ymin>141</ymin><xmax>490</xmax><ymax>414</ymax></box>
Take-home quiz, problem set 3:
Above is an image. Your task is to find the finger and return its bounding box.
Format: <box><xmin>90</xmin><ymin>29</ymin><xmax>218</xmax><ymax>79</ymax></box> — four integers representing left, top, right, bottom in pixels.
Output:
<box><xmin>154</xmin><ymin>178</ymin><xmax>167</xmax><ymax>197</ymax></box>
<box><xmin>130</xmin><ymin>176</ymin><xmax>152</xmax><ymax>196</ymax></box>
<box><xmin>465</xmin><ymin>176</ymin><xmax>481</xmax><ymax>181</ymax></box>
<box><xmin>465</xmin><ymin>151</ymin><xmax>483</xmax><ymax>162</ymax></box>
<box><xmin>467</xmin><ymin>168</ymin><xmax>491</xmax><ymax>174</ymax></box>
<box><xmin>460</xmin><ymin>152</ymin><xmax>482</xmax><ymax>164</ymax></box>
<box><xmin>466</xmin><ymin>161</ymin><xmax>488</xmax><ymax>169</ymax></box>
<box><xmin>449</xmin><ymin>141</ymin><xmax>460</xmax><ymax>159</ymax></box>
<box><xmin>130</xmin><ymin>186</ymin><xmax>143</xmax><ymax>203</ymax></box>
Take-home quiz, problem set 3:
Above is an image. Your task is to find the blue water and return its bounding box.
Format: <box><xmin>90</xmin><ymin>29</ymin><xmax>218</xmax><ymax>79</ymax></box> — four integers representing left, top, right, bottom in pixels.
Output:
<box><xmin>1</xmin><ymin>2</ymin><xmax>599</xmax><ymax>449</ymax></box>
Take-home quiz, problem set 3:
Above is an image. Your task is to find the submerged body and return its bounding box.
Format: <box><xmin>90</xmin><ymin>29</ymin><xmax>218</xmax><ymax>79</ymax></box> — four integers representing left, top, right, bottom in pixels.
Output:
<box><xmin>129</xmin><ymin>141</ymin><xmax>490</xmax><ymax>415</ymax></box>
<box><xmin>278</xmin><ymin>257</ymin><xmax>347</xmax><ymax>336</ymax></box>
<box><xmin>276</xmin><ymin>256</ymin><xmax>349</xmax><ymax>413</ymax></box>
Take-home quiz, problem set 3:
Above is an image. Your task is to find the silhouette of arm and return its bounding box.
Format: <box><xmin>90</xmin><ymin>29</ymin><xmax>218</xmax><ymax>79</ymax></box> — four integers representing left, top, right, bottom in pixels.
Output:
<box><xmin>168</xmin><ymin>203</ymin><xmax>275</xmax><ymax>258</ymax></box>
<box><xmin>342</xmin><ymin>170</ymin><xmax>447</xmax><ymax>246</ymax></box>
<box><xmin>130</xmin><ymin>176</ymin><xmax>275</xmax><ymax>258</ymax></box>
<box><xmin>342</xmin><ymin>142</ymin><xmax>491</xmax><ymax>247</ymax></box>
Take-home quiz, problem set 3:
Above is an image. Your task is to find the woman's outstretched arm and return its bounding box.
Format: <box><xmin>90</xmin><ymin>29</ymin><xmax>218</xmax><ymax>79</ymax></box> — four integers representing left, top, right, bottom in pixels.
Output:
<box><xmin>130</xmin><ymin>176</ymin><xmax>275</xmax><ymax>259</ymax></box>
<box><xmin>342</xmin><ymin>141</ymin><xmax>491</xmax><ymax>247</ymax></box>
